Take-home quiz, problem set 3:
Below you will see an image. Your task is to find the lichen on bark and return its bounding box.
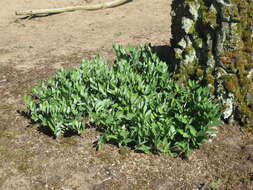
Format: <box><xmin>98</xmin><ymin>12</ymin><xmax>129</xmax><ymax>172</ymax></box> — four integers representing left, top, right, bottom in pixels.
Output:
<box><xmin>171</xmin><ymin>0</ymin><xmax>253</xmax><ymax>130</ymax></box>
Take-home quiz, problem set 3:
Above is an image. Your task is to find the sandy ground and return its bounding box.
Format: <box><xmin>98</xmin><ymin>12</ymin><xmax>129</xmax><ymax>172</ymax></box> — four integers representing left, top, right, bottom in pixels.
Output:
<box><xmin>0</xmin><ymin>0</ymin><xmax>253</xmax><ymax>189</ymax></box>
<box><xmin>0</xmin><ymin>0</ymin><xmax>170</xmax><ymax>70</ymax></box>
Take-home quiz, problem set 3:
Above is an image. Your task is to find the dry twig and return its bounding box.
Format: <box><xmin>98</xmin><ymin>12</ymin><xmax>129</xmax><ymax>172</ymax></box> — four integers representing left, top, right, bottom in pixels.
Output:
<box><xmin>16</xmin><ymin>0</ymin><xmax>130</xmax><ymax>16</ymax></box>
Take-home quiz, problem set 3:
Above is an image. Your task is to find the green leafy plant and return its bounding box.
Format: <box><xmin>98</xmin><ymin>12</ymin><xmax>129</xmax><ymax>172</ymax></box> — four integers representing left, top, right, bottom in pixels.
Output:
<box><xmin>24</xmin><ymin>45</ymin><xmax>221</xmax><ymax>156</ymax></box>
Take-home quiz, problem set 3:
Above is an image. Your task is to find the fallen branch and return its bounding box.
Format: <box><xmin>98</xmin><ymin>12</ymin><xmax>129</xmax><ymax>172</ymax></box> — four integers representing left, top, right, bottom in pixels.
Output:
<box><xmin>16</xmin><ymin>0</ymin><xmax>130</xmax><ymax>16</ymax></box>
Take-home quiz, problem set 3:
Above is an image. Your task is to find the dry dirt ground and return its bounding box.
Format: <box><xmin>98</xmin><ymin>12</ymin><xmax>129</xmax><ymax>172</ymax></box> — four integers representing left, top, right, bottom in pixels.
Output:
<box><xmin>0</xmin><ymin>0</ymin><xmax>253</xmax><ymax>189</ymax></box>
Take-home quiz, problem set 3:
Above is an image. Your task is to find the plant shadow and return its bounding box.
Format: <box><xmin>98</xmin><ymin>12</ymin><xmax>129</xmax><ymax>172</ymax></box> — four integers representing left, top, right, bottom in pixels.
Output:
<box><xmin>150</xmin><ymin>45</ymin><xmax>177</xmax><ymax>74</ymax></box>
<box><xmin>18</xmin><ymin>13</ymin><xmax>61</xmax><ymax>20</ymax></box>
<box><xmin>17</xmin><ymin>109</ymin><xmax>81</xmax><ymax>138</ymax></box>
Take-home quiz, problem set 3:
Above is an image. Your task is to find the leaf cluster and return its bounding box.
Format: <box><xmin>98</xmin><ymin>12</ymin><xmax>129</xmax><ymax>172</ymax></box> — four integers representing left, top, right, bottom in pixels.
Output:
<box><xmin>24</xmin><ymin>45</ymin><xmax>221</xmax><ymax>156</ymax></box>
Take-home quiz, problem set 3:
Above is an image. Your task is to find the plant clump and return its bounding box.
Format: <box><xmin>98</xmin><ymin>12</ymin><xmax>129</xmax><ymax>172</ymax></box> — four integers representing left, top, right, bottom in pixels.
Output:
<box><xmin>24</xmin><ymin>45</ymin><xmax>220</xmax><ymax>156</ymax></box>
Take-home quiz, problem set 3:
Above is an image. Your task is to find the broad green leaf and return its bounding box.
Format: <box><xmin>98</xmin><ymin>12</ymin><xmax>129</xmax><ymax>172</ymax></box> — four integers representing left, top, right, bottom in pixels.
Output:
<box><xmin>188</xmin><ymin>125</ymin><xmax>197</xmax><ymax>137</ymax></box>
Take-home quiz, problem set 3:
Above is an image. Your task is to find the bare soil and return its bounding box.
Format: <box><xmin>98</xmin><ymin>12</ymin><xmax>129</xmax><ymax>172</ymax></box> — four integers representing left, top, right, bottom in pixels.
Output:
<box><xmin>0</xmin><ymin>0</ymin><xmax>253</xmax><ymax>189</ymax></box>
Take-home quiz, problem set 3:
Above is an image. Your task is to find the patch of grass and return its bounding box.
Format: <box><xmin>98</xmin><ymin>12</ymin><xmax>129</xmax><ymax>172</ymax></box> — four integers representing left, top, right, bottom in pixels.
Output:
<box><xmin>209</xmin><ymin>178</ymin><xmax>222</xmax><ymax>190</ymax></box>
<box><xmin>24</xmin><ymin>45</ymin><xmax>221</xmax><ymax>156</ymax></box>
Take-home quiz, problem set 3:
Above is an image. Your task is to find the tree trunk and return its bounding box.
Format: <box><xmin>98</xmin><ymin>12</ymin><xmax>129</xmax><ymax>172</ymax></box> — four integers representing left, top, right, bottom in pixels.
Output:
<box><xmin>171</xmin><ymin>0</ymin><xmax>253</xmax><ymax>130</ymax></box>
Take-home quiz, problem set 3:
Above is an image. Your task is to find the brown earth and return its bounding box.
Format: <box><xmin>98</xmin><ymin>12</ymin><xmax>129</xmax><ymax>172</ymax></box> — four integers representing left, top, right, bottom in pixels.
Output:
<box><xmin>0</xmin><ymin>0</ymin><xmax>253</xmax><ymax>189</ymax></box>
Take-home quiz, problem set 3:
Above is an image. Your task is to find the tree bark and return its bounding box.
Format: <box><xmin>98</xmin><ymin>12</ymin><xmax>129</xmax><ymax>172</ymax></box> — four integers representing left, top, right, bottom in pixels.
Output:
<box><xmin>171</xmin><ymin>0</ymin><xmax>253</xmax><ymax>130</ymax></box>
